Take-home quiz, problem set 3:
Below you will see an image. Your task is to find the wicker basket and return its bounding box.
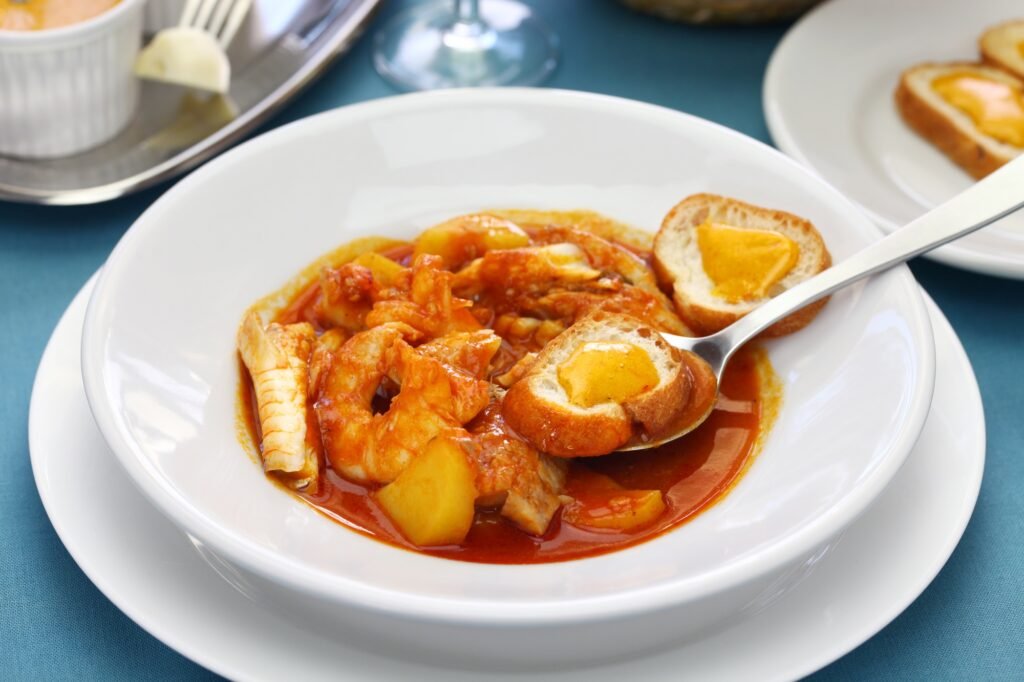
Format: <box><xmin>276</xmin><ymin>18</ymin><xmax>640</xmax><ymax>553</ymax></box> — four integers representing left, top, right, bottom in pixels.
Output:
<box><xmin>621</xmin><ymin>0</ymin><xmax>823</xmax><ymax>24</ymax></box>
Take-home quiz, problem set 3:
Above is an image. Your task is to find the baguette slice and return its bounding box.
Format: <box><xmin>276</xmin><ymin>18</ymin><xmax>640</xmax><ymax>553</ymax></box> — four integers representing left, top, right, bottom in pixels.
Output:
<box><xmin>895</xmin><ymin>62</ymin><xmax>1023</xmax><ymax>179</ymax></box>
<box><xmin>653</xmin><ymin>194</ymin><xmax>831</xmax><ymax>337</ymax></box>
<box><xmin>980</xmin><ymin>20</ymin><xmax>1024</xmax><ymax>80</ymax></box>
<box><xmin>502</xmin><ymin>311</ymin><xmax>691</xmax><ymax>457</ymax></box>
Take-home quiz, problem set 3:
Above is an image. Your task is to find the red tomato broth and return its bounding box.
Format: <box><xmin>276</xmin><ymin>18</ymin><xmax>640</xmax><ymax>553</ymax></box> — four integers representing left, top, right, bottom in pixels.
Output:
<box><xmin>237</xmin><ymin>227</ymin><xmax>777</xmax><ymax>564</ymax></box>
<box><xmin>239</xmin><ymin>345</ymin><xmax>767</xmax><ymax>564</ymax></box>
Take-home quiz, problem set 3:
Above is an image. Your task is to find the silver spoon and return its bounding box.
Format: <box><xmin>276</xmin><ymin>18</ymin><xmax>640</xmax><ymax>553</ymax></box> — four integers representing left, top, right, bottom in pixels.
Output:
<box><xmin>621</xmin><ymin>155</ymin><xmax>1024</xmax><ymax>451</ymax></box>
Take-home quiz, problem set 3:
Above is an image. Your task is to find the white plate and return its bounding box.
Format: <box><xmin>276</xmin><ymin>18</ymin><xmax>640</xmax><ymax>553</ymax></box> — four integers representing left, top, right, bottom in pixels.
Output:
<box><xmin>31</xmin><ymin>274</ymin><xmax>983</xmax><ymax>681</ymax></box>
<box><xmin>765</xmin><ymin>0</ymin><xmax>1024</xmax><ymax>279</ymax></box>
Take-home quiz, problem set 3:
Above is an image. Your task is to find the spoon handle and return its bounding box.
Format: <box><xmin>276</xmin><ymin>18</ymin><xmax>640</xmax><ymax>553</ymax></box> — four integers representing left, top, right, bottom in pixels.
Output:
<box><xmin>715</xmin><ymin>155</ymin><xmax>1024</xmax><ymax>354</ymax></box>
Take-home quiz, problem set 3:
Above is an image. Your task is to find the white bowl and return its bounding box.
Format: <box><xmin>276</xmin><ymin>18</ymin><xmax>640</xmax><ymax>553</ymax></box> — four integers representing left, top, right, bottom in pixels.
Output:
<box><xmin>0</xmin><ymin>0</ymin><xmax>144</xmax><ymax>158</ymax></box>
<box><xmin>81</xmin><ymin>89</ymin><xmax>935</xmax><ymax>668</ymax></box>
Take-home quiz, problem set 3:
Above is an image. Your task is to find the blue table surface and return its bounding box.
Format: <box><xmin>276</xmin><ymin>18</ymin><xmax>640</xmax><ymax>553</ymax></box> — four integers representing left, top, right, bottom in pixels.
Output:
<box><xmin>3</xmin><ymin>1</ymin><xmax>1024</xmax><ymax>679</ymax></box>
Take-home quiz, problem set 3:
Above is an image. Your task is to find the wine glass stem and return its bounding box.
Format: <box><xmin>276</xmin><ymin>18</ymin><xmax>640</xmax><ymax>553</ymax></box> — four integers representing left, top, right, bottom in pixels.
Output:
<box><xmin>456</xmin><ymin>0</ymin><xmax>481</xmax><ymax>23</ymax></box>
<box><xmin>445</xmin><ymin>0</ymin><xmax>493</xmax><ymax>49</ymax></box>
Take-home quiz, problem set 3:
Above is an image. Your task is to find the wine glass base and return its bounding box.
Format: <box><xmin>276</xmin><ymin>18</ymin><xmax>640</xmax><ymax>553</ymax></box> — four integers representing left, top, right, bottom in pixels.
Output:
<box><xmin>373</xmin><ymin>0</ymin><xmax>559</xmax><ymax>91</ymax></box>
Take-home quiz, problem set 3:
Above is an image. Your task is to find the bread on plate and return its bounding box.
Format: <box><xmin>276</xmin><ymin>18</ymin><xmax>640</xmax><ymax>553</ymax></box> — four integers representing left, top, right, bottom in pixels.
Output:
<box><xmin>980</xmin><ymin>20</ymin><xmax>1024</xmax><ymax>80</ymax></box>
<box><xmin>895</xmin><ymin>62</ymin><xmax>1024</xmax><ymax>179</ymax></box>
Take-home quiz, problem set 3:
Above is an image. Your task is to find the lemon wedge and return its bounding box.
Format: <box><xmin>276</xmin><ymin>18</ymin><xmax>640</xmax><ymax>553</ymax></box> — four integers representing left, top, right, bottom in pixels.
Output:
<box><xmin>134</xmin><ymin>27</ymin><xmax>231</xmax><ymax>94</ymax></box>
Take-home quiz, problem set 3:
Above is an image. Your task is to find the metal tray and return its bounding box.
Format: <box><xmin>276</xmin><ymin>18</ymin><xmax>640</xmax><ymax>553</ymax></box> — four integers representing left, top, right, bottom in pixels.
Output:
<box><xmin>0</xmin><ymin>0</ymin><xmax>381</xmax><ymax>205</ymax></box>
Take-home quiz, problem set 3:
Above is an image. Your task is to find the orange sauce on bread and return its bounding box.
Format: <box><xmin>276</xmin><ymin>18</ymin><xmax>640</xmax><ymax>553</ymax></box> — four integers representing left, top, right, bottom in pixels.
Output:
<box><xmin>557</xmin><ymin>342</ymin><xmax>660</xmax><ymax>408</ymax></box>
<box><xmin>696</xmin><ymin>221</ymin><xmax>799</xmax><ymax>302</ymax></box>
<box><xmin>933</xmin><ymin>71</ymin><xmax>1024</xmax><ymax>147</ymax></box>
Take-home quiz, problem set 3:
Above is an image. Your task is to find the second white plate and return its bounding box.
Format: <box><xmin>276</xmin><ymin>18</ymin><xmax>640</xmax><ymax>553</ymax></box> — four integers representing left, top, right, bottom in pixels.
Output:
<box><xmin>765</xmin><ymin>0</ymin><xmax>1024</xmax><ymax>278</ymax></box>
<box><xmin>29</xmin><ymin>274</ymin><xmax>984</xmax><ymax>681</ymax></box>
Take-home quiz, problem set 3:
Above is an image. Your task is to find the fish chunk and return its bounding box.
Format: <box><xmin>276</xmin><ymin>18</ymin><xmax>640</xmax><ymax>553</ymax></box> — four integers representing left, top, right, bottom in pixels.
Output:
<box><xmin>469</xmin><ymin>400</ymin><xmax>568</xmax><ymax>535</ymax></box>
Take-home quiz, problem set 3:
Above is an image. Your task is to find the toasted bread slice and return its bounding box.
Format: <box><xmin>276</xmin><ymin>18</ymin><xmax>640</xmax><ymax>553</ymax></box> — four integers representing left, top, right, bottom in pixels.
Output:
<box><xmin>502</xmin><ymin>311</ymin><xmax>691</xmax><ymax>457</ymax></box>
<box><xmin>895</xmin><ymin>62</ymin><xmax>1023</xmax><ymax>179</ymax></box>
<box><xmin>653</xmin><ymin>194</ymin><xmax>831</xmax><ymax>337</ymax></box>
<box><xmin>980</xmin><ymin>20</ymin><xmax>1024</xmax><ymax>80</ymax></box>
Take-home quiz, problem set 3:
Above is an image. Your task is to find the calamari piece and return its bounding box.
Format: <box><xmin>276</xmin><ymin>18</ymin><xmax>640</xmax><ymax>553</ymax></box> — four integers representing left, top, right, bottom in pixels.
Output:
<box><xmin>315</xmin><ymin>324</ymin><xmax>490</xmax><ymax>484</ymax></box>
<box><xmin>469</xmin><ymin>400</ymin><xmax>568</xmax><ymax>535</ymax></box>
<box><xmin>237</xmin><ymin>313</ymin><xmax>319</xmax><ymax>490</ymax></box>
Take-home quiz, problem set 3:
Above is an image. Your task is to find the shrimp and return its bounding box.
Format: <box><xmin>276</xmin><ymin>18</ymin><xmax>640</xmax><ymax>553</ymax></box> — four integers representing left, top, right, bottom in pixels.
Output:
<box><xmin>308</xmin><ymin>328</ymin><xmax>348</xmax><ymax>399</ymax></box>
<box><xmin>237</xmin><ymin>312</ymin><xmax>320</xmax><ymax>491</ymax></box>
<box><xmin>452</xmin><ymin>243</ymin><xmax>602</xmax><ymax>299</ymax></box>
<box><xmin>531</xmin><ymin>227</ymin><xmax>690</xmax><ymax>334</ymax></box>
<box><xmin>366</xmin><ymin>254</ymin><xmax>481</xmax><ymax>340</ymax></box>
<box><xmin>417</xmin><ymin>330</ymin><xmax>503</xmax><ymax>379</ymax></box>
<box><xmin>454</xmin><ymin>230</ymin><xmax>690</xmax><ymax>335</ymax></box>
<box><xmin>314</xmin><ymin>323</ymin><xmax>494</xmax><ymax>483</ymax></box>
<box><xmin>530</xmin><ymin>226</ymin><xmax>664</xmax><ymax>296</ymax></box>
<box><xmin>314</xmin><ymin>252</ymin><xmax>412</xmax><ymax>332</ymax></box>
<box><xmin>314</xmin><ymin>262</ymin><xmax>377</xmax><ymax>332</ymax></box>
<box><xmin>532</xmin><ymin>287</ymin><xmax>691</xmax><ymax>335</ymax></box>
<box><xmin>413</xmin><ymin>213</ymin><xmax>531</xmax><ymax>270</ymax></box>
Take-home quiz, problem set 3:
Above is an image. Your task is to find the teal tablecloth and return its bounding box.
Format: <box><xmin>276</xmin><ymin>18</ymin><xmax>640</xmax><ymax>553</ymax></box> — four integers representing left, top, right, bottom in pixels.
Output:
<box><xmin>3</xmin><ymin>1</ymin><xmax>1023</xmax><ymax>679</ymax></box>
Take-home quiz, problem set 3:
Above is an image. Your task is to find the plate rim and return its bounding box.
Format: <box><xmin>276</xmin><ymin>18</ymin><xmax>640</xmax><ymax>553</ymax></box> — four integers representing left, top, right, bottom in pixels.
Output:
<box><xmin>78</xmin><ymin>87</ymin><xmax>938</xmax><ymax>626</ymax></box>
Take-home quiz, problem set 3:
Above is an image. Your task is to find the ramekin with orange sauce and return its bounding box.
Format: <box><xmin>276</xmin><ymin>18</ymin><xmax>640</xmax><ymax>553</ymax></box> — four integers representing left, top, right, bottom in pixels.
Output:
<box><xmin>0</xmin><ymin>0</ymin><xmax>145</xmax><ymax>158</ymax></box>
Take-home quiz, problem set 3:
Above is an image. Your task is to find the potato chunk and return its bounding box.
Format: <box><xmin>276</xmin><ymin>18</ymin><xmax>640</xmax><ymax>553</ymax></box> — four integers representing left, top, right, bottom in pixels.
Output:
<box><xmin>562</xmin><ymin>469</ymin><xmax>666</xmax><ymax>532</ymax></box>
<box><xmin>376</xmin><ymin>436</ymin><xmax>478</xmax><ymax>546</ymax></box>
<box><xmin>353</xmin><ymin>251</ymin><xmax>406</xmax><ymax>288</ymax></box>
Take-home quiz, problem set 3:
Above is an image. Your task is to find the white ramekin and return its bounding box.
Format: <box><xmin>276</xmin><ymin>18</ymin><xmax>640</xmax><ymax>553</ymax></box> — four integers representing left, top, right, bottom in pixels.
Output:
<box><xmin>0</xmin><ymin>0</ymin><xmax>145</xmax><ymax>158</ymax></box>
<box><xmin>145</xmin><ymin>0</ymin><xmax>185</xmax><ymax>34</ymax></box>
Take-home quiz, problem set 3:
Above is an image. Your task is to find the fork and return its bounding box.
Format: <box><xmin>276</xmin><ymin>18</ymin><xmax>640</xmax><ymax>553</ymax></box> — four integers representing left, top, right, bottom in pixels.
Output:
<box><xmin>134</xmin><ymin>0</ymin><xmax>253</xmax><ymax>93</ymax></box>
<box><xmin>178</xmin><ymin>0</ymin><xmax>253</xmax><ymax>49</ymax></box>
